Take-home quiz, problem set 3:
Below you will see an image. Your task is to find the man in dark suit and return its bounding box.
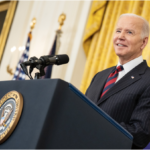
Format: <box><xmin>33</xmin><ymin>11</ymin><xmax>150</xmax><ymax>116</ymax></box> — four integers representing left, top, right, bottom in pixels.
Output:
<box><xmin>86</xmin><ymin>14</ymin><xmax>150</xmax><ymax>149</ymax></box>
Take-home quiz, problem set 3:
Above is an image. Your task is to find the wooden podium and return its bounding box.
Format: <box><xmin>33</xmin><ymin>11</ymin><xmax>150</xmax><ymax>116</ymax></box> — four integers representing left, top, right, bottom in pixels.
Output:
<box><xmin>0</xmin><ymin>79</ymin><xmax>132</xmax><ymax>148</ymax></box>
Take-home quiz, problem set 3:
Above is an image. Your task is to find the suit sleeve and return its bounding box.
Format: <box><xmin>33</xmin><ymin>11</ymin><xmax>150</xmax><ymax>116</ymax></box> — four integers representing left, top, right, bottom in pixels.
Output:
<box><xmin>120</xmin><ymin>85</ymin><xmax>150</xmax><ymax>148</ymax></box>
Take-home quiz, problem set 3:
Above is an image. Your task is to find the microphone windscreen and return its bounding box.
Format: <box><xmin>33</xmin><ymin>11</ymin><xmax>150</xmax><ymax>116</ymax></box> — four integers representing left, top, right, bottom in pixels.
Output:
<box><xmin>56</xmin><ymin>54</ymin><xmax>69</xmax><ymax>65</ymax></box>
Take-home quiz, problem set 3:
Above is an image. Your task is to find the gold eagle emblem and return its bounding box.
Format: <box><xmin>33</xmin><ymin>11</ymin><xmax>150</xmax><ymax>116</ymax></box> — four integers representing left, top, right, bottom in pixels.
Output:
<box><xmin>0</xmin><ymin>91</ymin><xmax>23</xmax><ymax>144</ymax></box>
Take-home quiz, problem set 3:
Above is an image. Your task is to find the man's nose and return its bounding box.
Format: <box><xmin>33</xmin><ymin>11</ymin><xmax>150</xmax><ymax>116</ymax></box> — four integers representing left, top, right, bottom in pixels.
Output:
<box><xmin>118</xmin><ymin>31</ymin><xmax>125</xmax><ymax>40</ymax></box>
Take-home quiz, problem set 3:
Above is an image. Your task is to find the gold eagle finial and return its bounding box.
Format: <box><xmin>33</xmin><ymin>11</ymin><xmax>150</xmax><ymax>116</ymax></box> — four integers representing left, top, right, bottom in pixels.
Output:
<box><xmin>58</xmin><ymin>13</ymin><xmax>66</xmax><ymax>30</ymax></box>
<box><xmin>30</xmin><ymin>17</ymin><xmax>36</xmax><ymax>31</ymax></box>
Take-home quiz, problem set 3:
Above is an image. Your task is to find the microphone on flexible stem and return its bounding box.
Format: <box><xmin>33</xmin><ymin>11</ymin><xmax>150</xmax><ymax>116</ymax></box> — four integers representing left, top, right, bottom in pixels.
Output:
<box><xmin>21</xmin><ymin>54</ymin><xmax>69</xmax><ymax>68</ymax></box>
<box><xmin>20</xmin><ymin>54</ymin><xmax>69</xmax><ymax>79</ymax></box>
<box><xmin>33</xmin><ymin>54</ymin><xmax>69</xmax><ymax>66</ymax></box>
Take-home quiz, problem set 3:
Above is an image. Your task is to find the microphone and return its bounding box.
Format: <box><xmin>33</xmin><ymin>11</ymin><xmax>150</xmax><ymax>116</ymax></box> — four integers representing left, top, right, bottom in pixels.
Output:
<box><xmin>20</xmin><ymin>54</ymin><xmax>69</xmax><ymax>79</ymax></box>
<box><xmin>20</xmin><ymin>54</ymin><xmax>69</xmax><ymax>67</ymax></box>
<box><xmin>32</xmin><ymin>54</ymin><xmax>69</xmax><ymax>66</ymax></box>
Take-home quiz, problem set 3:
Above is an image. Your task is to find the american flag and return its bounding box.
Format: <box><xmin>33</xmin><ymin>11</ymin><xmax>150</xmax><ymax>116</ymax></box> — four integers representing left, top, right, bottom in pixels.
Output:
<box><xmin>12</xmin><ymin>32</ymin><xmax>32</xmax><ymax>80</ymax></box>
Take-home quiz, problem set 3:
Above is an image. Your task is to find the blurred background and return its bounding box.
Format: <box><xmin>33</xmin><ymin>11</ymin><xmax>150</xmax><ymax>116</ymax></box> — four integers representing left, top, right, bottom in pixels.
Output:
<box><xmin>0</xmin><ymin>0</ymin><xmax>150</xmax><ymax>95</ymax></box>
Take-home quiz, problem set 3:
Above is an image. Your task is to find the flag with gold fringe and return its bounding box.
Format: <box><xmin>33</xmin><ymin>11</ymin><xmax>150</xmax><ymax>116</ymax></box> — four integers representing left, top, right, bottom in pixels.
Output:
<box><xmin>12</xmin><ymin>32</ymin><xmax>32</xmax><ymax>80</ymax></box>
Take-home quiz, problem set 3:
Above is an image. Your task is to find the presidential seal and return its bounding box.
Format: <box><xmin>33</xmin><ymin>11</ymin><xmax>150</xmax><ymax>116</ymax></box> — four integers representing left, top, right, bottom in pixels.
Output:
<box><xmin>0</xmin><ymin>91</ymin><xmax>23</xmax><ymax>144</ymax></box>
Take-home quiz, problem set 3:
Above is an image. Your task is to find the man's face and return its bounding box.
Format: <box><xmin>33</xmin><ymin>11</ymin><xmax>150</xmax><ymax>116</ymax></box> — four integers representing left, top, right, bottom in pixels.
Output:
<box><xmin>113</xmin><ymin>16</ymin><xmax>147</xmax><ymax>63</ymax></box>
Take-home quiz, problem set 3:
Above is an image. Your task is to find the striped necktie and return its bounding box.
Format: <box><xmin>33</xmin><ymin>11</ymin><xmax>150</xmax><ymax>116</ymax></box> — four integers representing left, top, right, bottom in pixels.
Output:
<box><xmin>100</xmin><ymin>65</ymin><xmax>124</xmax><ymax>98</ymax></box>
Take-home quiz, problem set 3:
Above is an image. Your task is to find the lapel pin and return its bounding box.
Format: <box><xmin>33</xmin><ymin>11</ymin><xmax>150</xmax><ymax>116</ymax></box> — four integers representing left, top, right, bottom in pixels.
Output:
<box><xmin>131</xmin><ymin>76</ymin><xmax>134</xmax><ymax>79</ymax></box>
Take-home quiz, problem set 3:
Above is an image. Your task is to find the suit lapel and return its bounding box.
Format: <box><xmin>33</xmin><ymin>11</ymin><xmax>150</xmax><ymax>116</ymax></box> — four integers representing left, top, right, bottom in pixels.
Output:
<box><xmin>97</xmin><ymin>60</ymin><xmax>148</xmax><ymax>106</ymax></box>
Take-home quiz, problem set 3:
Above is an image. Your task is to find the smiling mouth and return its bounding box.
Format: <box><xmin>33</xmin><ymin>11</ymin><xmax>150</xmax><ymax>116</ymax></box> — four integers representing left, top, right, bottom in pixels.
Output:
<box><xmin>116</xmin><ymin>44</ymin><xmax>127</xmax><ymax>47</ymax></box>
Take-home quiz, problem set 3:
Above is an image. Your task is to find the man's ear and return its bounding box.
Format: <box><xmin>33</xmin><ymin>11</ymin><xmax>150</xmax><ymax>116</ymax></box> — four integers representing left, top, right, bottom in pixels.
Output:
<box><xmin>141</xmin><ymin>37</ymin><xmax>148</xmax><ymax>50</ymax></box>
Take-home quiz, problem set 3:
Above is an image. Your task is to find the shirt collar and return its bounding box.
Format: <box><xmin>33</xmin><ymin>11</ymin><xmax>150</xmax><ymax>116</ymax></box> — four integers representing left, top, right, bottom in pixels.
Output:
<box><xmin>117</xmin><ymin>56</ymin><xmax>143</xmax><ymax>74</ymax></box>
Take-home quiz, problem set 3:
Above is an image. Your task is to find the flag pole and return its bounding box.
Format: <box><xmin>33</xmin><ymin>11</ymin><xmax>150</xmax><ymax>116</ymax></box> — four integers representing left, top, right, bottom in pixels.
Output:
<box><xmin>43</xmin><ymin>13</ymin><xmax>66</xmax><ymax>79</ymax></box>
<box><xmin>55</xmin><ymin>13</ymin><xmax>66</xmax><ymax>55</ymax></box>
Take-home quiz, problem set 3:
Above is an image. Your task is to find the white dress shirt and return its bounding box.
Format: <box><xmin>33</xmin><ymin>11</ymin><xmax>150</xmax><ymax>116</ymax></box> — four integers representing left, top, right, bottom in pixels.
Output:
<box><xmin>115</xmin><ymin>56</ymin><xmax>143</xmax><ymax>83</ymax></box>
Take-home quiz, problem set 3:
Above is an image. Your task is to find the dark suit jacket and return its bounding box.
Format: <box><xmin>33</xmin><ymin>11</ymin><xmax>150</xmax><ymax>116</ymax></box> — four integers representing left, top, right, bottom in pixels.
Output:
<box><xmin>86</xmin><ymin>60</ymin><xmax>150</xmax><ymax>149</ymax></box>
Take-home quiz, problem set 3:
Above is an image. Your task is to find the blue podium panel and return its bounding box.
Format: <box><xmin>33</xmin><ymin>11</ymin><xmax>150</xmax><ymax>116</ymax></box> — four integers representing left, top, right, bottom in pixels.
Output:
<box><xmin>0</xmin><ymin>79</ymin><xmax>132</xmax><ymax>149</ymax></box>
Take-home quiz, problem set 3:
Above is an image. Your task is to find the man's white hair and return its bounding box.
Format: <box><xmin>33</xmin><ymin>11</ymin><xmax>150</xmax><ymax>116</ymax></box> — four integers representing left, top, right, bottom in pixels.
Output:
<box><xmin>119</xmin><ymin>13</ymin><xmax>149</xmax><ymax>39</ymax></box>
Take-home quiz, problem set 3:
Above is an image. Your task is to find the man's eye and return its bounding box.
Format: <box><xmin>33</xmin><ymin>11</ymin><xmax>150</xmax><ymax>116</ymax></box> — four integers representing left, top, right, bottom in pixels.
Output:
<box><xmin>128</xmin><ymin>31</ymin><xmax>132</xmax><ymax>34</ymax></box>
<box><xmin>116</xmin><ymin>30</ymin><xmax>121</xmax><ymax>33</ymax></box>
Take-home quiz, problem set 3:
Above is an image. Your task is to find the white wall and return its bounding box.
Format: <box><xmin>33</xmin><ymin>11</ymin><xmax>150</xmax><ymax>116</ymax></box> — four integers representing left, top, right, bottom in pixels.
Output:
<box><xmin>0</xmin><ymin>1</ymin><xmax>91</xmax><ymax>89</ymax></box>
